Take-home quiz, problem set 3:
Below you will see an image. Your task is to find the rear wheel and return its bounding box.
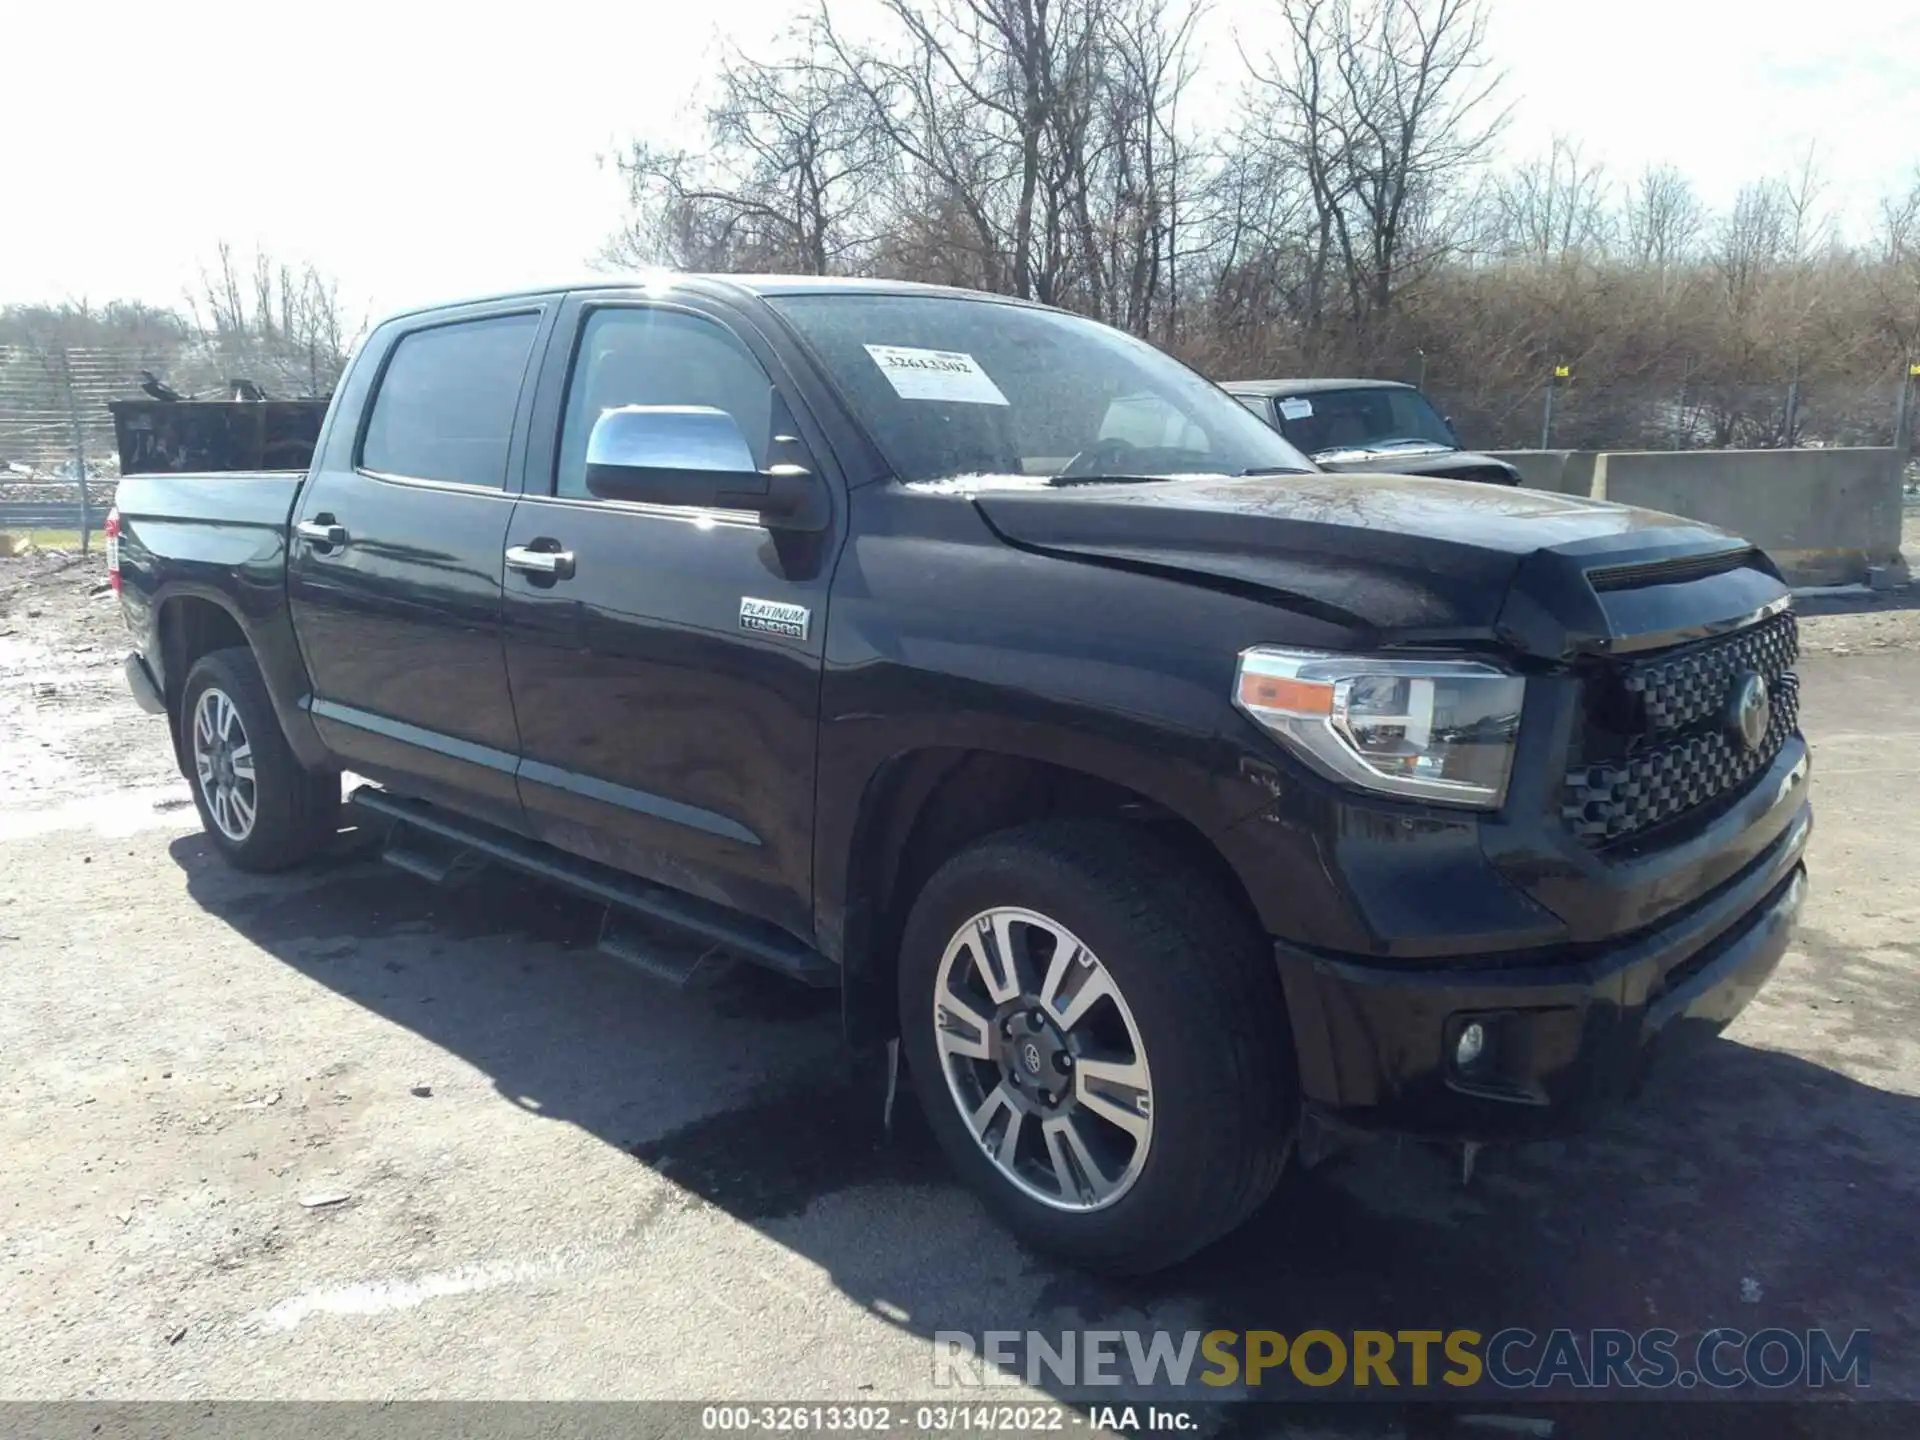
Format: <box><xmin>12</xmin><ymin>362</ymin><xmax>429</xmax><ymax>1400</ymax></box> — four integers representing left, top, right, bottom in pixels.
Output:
<box><xmin>179</xmin><ymin>648</ymin><xmax>337</xmax><ymax>872</ymax></box>
<box><xmin>899</xmin><ymin>820</ymin><xmax>1296</xmax><ymax>1273</ymax></box>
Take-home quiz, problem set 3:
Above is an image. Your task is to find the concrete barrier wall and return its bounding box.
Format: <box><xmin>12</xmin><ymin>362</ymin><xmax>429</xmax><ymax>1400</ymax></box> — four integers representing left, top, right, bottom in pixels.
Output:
<box><xmin>1496</xmin><ymin>447</ymin><xmax>1904</xmax><ymax>586</ymax></box>
<box><xmin>1487</xmin><ymin>450</ymin><xmax>1595</xmax><ymax>497</ymax></box>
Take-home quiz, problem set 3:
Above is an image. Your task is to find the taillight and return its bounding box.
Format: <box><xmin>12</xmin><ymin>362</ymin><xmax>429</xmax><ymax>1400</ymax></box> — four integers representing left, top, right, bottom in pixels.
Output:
<box><xmin>105</xmin><ymin>509</ymin><xmax>121</xmax><ymax>593</ymax></box>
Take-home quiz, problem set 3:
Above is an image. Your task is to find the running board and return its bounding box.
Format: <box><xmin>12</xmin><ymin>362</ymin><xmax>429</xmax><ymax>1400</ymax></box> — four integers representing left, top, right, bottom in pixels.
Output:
<box><xmin>349</xmin><ymin>787</ymin><xmax>838</xmax><ymax>989</ymax></box>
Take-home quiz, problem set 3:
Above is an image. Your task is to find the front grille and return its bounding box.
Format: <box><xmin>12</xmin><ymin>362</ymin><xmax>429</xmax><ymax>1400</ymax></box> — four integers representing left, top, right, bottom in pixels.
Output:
<box><xmin>1562</xmin><ymin>610</ymin><xmax>1798</xmax><ymax>846</ymax></box>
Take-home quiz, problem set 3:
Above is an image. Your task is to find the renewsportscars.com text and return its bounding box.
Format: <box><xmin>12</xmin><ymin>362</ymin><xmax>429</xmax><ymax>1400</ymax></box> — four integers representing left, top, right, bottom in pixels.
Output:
<box><xmin>933</xmin><ymin>1327</ymin><xmax>1870</xmax><ymax>1392</ymax></box>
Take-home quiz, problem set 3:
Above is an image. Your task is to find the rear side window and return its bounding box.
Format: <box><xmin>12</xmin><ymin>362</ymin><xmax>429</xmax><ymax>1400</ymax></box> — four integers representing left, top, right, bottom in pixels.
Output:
<box><xmin>360</xmin><ymin>314</ymin><xmax>540</xmax><ymax>488</ymax></box>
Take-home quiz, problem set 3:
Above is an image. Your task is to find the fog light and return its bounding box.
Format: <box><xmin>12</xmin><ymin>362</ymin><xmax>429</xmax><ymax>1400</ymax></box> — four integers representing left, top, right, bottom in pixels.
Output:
<box><xmin>1455</xmin><ymin>1021</ymin><xmax>1487</xmax><ymax>1070</ymax></box>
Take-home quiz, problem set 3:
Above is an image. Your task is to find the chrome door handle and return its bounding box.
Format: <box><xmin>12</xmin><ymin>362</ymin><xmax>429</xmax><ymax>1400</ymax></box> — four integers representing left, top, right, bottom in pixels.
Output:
<box><xmin>505</xmin><ymin>544</ymin><xmax>575</xmax><ymax>580</ymax></box>
<box><xmin>295</xmin><ymin>519</ymin><xmax>349</xmax><ymax>547</ymax></box>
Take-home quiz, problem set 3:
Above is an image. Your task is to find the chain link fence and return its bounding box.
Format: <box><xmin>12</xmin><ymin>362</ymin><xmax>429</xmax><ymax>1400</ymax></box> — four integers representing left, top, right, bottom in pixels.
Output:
<box><xmin>1428</xmin><ymin>378</ymin><xmax>1915</xmax><ymax>456</ymax></box>
<box><xmin>0</xmin><ymin>339</ymin><xmax>341</xmax><ymax>547</ymax></box>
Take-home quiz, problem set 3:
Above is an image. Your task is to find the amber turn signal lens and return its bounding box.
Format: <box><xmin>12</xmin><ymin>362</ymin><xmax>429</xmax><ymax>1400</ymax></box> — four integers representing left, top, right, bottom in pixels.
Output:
<box><xmin>1237</xmin><ymin>671</ymin><xmax>1335</xmax><ymax>717</ymax></box>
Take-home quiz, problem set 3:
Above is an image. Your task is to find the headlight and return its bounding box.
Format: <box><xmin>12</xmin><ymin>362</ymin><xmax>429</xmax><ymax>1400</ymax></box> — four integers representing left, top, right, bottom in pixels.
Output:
<box><xmin>1234</xmin><ymin>647</ymin><xmax>1526</xmax><ymax>808</ymax></box>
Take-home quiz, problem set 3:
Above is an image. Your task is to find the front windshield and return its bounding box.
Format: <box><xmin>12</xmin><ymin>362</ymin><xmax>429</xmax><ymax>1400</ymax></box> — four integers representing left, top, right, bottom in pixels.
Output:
<box><xmin>769</xmin><ymin>293</ymin><xmax>1314</xmax><ymax>483</ymax></box>
<box><xmin>1271</xmin><ymin>386</ymin><xmax>1457</xmax><ymax>457</ymax></box>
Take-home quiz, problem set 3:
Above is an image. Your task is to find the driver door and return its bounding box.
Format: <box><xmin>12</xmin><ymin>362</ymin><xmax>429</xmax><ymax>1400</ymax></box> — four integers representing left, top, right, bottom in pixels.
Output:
<box><xmin>500</xmin><ymin>293</ymin><xmax>842</xmax><ymax>939</ymax></box>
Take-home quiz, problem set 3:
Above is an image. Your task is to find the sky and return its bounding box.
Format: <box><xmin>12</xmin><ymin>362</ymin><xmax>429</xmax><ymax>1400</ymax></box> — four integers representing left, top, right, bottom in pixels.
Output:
<box><xmin>4</xmin><ymin>0</ymin><xmax>1916</xmax><ymax>326</ymax></box>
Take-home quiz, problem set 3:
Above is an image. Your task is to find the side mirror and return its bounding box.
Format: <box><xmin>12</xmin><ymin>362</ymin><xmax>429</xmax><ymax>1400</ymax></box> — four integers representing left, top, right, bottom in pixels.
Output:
<box><xmin>583</xmin><ymin>405</ymin><xmax>825</xmax><ymax>529</ymax></box>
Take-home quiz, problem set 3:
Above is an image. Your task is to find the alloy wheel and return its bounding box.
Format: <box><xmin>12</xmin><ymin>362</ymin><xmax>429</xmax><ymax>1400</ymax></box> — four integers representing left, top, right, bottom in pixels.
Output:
<box><xmin>932</xmin><ymin>906</ymin><xmax>1153</xmax><ymax>1211</ymax></box>
<box><xmin>191</xmin><ymin>686</ymin><xmax>257</xmax><ymax>843</ymax></box>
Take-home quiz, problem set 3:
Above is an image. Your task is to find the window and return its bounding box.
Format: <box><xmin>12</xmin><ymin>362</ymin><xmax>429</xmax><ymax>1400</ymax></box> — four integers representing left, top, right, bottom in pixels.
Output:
<box><xmin>768</xmin><ymin>293</ymin><xmax>1312</xmax><ymax>483</ymax></box>
<box><xmin>1098</xmin><ymin>392</ymin><xmax>1210</xmax><ymax>454</ymax></box>
<box><xmin>1270</xmin><ymin>386</ymin><xmax>1458</xmax><ymax>458</ymax></box>
<box><xmin>360</xmin><ymin>314</ymin><xmax>540</xmax><ymax>488</ymax></box>
<box><xmin>556</xmin><ymin>308</ymin><xmax>775</xmax><ymax>499</ymax></box>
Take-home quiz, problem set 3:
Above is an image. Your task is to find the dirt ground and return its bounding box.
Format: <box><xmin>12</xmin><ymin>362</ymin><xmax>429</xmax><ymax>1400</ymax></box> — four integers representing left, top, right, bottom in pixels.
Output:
<box><xmin>1</xmin><ymin>548</ymin><xmax>1916</xmax><ymax>1433</ymax></box>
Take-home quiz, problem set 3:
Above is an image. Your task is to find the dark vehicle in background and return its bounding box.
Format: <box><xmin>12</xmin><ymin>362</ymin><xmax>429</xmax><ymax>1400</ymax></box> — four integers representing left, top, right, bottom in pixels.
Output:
<box><xmin>1225</xmin><ymin>377</ymin><xmax>1523</xmax><ymax>485</ymax></box>
<box><xmin>108</xmin><ymin>277</ymin><xmax>1808</xmax><ymax>1273</ymax></box>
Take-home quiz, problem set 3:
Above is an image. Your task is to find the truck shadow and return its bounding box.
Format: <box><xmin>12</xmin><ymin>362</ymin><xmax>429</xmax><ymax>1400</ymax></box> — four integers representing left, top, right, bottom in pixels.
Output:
<box><xmin>171</xmin><ymin>833</ymin><xmax>1918</xmax><ymax>1429</ymax></box>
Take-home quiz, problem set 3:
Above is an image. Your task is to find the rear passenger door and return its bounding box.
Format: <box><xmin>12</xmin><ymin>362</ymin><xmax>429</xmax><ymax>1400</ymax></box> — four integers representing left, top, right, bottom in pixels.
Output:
<box><xmin>288</xmin><ymin>302</ymin><xmax>551</xmax><ymax>831</ymax></box>
<box><xmin>500</xmin><ymin>292</ymin><xmax>841</xmax><ymax>940</ymax></box>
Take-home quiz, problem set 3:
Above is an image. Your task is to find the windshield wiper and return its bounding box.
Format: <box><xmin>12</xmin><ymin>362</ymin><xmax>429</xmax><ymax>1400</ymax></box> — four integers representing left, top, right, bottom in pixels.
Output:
<box><xmin>1046</xmin><ymin>473</ymin><xmax>1171</xmax><ymax>486</ymax></box>
<box><xmin>1046</xmin><ymin>467</ymin><xmax>1310</xmax><ymax>485</ymax></box>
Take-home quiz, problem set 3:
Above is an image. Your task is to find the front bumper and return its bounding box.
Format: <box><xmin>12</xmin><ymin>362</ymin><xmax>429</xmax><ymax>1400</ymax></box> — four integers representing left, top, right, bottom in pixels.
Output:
<box><xmin>1275</xmin><ymin>802</ymin><xmax>1810</xmax><ymax>1141</ymax></box>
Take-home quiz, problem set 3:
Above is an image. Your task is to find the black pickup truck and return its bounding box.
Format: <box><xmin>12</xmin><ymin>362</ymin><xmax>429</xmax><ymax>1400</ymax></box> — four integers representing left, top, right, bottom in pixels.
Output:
<box><xmin>110</xmin><ymin>276</ymin><xmax>1810</xmax><ymax>1273</ymax></box>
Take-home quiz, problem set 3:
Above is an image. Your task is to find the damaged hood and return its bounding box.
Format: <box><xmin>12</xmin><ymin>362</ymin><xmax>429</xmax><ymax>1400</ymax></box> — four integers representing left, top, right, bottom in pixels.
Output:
<box><xmin>968</xmin><ymin>472</ymin><xmax>1776</xmax><ymax>654</ymax></box>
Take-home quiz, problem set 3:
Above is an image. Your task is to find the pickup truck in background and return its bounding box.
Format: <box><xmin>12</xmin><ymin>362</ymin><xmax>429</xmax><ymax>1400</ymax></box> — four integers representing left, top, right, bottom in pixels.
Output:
<box><xmin>110</xmin><ymin>276</ymin><xmax>1810</xmax><ymax>1273</ymax></box>
<box><xmin>1224</xmin><ymin>376</ymin><xmax>1524</xmax><ymax>485</ymax></box>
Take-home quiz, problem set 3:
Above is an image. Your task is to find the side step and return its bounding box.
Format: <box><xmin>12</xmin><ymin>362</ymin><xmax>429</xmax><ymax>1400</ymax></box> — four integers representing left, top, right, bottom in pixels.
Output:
<box><xmin>597</xmin><ymin>911</ymin><xmax>730</xmax><ymax>989</ymax></box>
<box><xmin>350</xmin><ymin>786</ymin><xmax>838</xmax><ymax>989</ymax></box>
<box><xmin>380</xmin><ymin>827</ymin><xmax>485</xmax><ymax>886</ymax></box>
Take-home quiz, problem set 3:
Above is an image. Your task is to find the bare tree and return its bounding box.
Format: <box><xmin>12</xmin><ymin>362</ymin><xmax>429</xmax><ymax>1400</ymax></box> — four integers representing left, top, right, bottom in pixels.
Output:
<box><xmin>1070</xmin><ymin>0</ymin><xmax>1208</xmax><ymax>336</ymax></box>
<box><xmin>603</xmin><ymin>24</ymin><xmax>888</xmax><ymax>274</ymax></box>
<box><xmin>1241</xmin><ymin>0</ymin><xmax>1504</xmax><ymax>335</ymax></box>
<box><xmin>1880</xmin><ymin>168</ymin><xmax>1920</xmax><ymax>265</ymax></box>
<box><xmin>1492</xmin><ymin>136</ymin><xmax>1611</xmax><ymax>264</ymax></box>
<box><xmin>1868</xmin><ymin>169</ymin><xmax>1920</xmax><ymax>366</ymax></box>
<box><xmin>1624</xmin><ymin>164</ymin><xmax>1704</xmax><ymax>272</ymax></box>
<box><xmin>818</xmin><ymin>0</ymin><xmax>1111</xmax><ymax>303</ymax></box>
<box><xmin>1200</xmin><ymin>109</ymin><xmax>1318</xmax><ymax>358</ymax></box>
<box><xmin>1712</xmin><ymin>181</ymin><xmax>1790</xmax><ymax>315</ymax></box>
<box><xmin>185</xmin><ymin>244</ymin><xmax>354</xmax><ymax>394</ymax></box>
<box><xmin>1781</xmin><ymin>142</ymin><xmax>1831</xmax><ymax>265</ymax></box>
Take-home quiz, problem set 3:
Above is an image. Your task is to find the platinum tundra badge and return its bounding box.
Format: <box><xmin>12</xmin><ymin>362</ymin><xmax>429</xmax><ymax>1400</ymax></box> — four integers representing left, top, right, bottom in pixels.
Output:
<box><xmin>739</xmin><ymin>596</ymin><xmax>810</xmax><ymax>641</ymax></box>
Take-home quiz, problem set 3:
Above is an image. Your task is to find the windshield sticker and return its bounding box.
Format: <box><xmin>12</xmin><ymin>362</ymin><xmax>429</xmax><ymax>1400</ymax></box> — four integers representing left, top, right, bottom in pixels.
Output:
<box><xmin>1278</xmin><ymin>397</ymin><xmax>1314</xmax><ymax>420</ymax></box>
<box><xmin>863</xmin><ymin>345</ymin><xmax>1010</xmax><ymax>406</ymax></box>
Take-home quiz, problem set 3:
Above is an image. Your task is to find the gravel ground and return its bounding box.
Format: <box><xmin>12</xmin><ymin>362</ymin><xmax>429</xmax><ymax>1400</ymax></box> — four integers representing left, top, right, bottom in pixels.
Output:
<box><xmin>1</xmin><ymin>550</ymin><xmax>1916</xmax><ymax>1434</ymax></box>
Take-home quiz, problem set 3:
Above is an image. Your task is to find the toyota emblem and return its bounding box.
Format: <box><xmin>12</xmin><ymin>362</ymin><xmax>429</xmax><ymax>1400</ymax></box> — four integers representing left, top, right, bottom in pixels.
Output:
<box><xmin>1022</xmin><ymin>1042</ymin><xmax>1043</xmax><ymax>1074</ymax></box>
<box><xmin>1728</xmin><ymin>671</ymin><xmax>1771</xmax><ymax>752</ymax></box>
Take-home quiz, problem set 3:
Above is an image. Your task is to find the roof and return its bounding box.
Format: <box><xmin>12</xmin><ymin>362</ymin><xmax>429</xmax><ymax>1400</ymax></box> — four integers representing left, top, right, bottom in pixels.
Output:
<box><xmin>378</xmin><ymin>273</ymin><xmax>1048</xmax><ymax>325</ymax></box>
<box><xmin>706</xmin><ymin>274</ymin><xmax>1031</xmax><ymax>303</ymax></box>
<box><xmin>1220</xmin><ymin>377</ymin><xmax>1418</xmax><ymax>396</ymax></box>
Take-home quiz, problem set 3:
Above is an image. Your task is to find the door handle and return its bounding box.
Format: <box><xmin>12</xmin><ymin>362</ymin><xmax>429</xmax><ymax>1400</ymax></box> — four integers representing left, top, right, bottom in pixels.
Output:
<box><xmin>295</xmin><ymin>518</ymin><xmax>349</xmax><ymax>548</ymax></box>
<box><xmin>505</xmin><ymin>544</ymin><xmax>576</xmax><ymax>581</ymax></box>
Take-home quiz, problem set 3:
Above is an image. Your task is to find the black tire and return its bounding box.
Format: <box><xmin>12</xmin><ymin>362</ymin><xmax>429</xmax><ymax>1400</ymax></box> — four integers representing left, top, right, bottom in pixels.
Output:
<box><xmin>898</xmin><ymin>819</ymin><xmax>1296</xmax><ymax>1274</ymax></box>
<box><xmin>178</xmin><ymin>647</ymin><xmax>338</xmax><ymax>873</ymax></box>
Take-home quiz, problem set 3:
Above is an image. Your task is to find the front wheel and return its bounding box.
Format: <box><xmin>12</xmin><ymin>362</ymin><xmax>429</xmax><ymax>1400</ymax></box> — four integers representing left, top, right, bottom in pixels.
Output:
<box><xmin>179</xmin><ymin>648</ymin><xmax>337</xmax><ymax>872</ymax></box>
<box><xmin>898</xmin><ymin>820</ymin><xmax>1297</xmax><ymax>1273</ymax></box>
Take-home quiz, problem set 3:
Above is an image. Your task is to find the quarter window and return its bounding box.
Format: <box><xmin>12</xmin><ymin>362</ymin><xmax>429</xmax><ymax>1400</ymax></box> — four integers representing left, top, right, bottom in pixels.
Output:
<box><xmin>360</xmin><ymin>314</ymin><xmax>540</xmax><ymax>489</ymax></box>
